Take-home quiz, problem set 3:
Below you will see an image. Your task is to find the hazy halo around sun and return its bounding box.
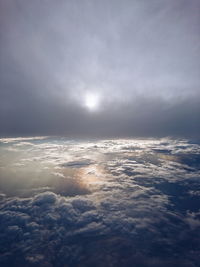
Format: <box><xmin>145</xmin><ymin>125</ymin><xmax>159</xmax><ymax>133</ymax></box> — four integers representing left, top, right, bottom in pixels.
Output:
<box><xmin>84</xmin><ymin>92</ymin><xmax>100</xmax><ymax>111</ymax></box>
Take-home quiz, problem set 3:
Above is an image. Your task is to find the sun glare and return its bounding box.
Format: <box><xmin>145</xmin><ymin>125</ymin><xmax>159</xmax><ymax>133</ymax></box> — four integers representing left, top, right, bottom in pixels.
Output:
<box><xmin>84</xmin><ymin>93</ymin><xmax>99</xmax><ymax>111</ymax></box>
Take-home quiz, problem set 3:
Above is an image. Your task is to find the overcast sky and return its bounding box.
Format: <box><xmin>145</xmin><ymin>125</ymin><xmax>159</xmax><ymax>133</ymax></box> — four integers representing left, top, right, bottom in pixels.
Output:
<box><xmin>0</xmin><ymin>0</ymin><xmax>200</xmax><ymax>138</ymax></box>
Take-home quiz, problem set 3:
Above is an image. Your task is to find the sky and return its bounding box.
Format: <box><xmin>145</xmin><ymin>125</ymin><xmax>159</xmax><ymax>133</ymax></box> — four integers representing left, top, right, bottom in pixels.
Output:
<box><xmin>0</xmin><ymin>0</ymin><xmax>200</xmax><ymax>138</ymax></box>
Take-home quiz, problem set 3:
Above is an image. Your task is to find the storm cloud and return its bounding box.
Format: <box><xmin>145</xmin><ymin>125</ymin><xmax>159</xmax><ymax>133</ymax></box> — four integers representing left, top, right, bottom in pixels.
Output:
<box><xmin>0</xmin><ymin>0</ymin><xmax>200</xmax><ymax>138</ymax></box>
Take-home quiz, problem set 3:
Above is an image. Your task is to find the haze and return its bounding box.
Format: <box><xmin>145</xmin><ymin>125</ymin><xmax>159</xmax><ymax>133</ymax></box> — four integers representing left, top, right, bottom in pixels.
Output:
<box><xmin>0</xmin><ymin>0</ymin><xmax>199</xmax><ymax>138</ymax></box>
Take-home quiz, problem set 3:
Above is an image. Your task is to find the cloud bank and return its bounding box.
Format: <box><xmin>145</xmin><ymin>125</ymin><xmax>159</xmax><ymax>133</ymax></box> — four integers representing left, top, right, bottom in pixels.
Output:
<box><xmin>0</xmin><ymin>137</ymin><xmax>200</xmax><ymax>266</ymax></box>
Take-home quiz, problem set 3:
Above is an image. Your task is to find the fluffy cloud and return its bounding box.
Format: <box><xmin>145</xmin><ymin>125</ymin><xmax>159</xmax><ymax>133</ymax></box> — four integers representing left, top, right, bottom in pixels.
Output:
<box><xmin>0</xmin><ymin>137</ymin><xmax>200</xmax><ymax>266</ymax></box>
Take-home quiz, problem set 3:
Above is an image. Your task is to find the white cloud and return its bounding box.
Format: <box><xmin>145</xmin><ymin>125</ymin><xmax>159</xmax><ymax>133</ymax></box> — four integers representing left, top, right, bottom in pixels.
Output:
<box><xmin>0</xmin><ymin>137</ymin><xmax>200</xmax><ymax>266</ymax></box>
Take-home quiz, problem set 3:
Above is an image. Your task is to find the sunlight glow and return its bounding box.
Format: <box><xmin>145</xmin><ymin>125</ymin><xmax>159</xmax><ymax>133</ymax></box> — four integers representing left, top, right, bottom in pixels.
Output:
<box><xmin>84</xmin><ymin>93</ymin><xmax>99</xmax><ymax>111</ymax></box>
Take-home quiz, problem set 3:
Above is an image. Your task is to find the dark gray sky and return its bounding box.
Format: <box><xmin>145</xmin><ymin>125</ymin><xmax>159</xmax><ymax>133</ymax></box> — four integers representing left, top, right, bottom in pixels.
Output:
<box><xmin>0</xmin><ymin>0</ymin><xmax>200</xmax><ymax>138</ymax></box>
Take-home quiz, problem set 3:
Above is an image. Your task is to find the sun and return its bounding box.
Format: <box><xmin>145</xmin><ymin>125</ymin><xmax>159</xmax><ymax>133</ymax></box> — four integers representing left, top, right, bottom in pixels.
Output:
<box><xmin>84</xmin><ymin>92</ymin><xmax>99</xmax><ymax>111</ymax></box>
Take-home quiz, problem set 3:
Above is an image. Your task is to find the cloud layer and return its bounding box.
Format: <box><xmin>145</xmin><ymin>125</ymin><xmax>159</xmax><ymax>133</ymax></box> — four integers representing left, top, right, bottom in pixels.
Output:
<box><xmin>0</xmin><ymin>0</ymin><xmax>200</xmax><ymax>137</ymax></box>
<box><xmin>0</xmin><ymin>137</ymin><xmax>200</xmax><ymax>266</ymax></box>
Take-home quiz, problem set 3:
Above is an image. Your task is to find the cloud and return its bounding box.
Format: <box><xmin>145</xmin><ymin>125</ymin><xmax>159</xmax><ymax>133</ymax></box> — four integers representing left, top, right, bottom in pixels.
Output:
<box><xmin>32</xmin><ymin>191</ymin><xmax>57</xmax><ymax>205</ymax></box>
<box><xmin>0</xmin><ymin>138</ymin><xmax>200</xmax><ymax>266</ymax></box>
<box><xmin>0</xmin><ymin>0</ymin><xmax>200</xmax><ymax>138</ymax></box>
<box><xmin>60</xmin><ymin>159</ymin><xmax>93</xmax><ymax>168</ymax></box>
